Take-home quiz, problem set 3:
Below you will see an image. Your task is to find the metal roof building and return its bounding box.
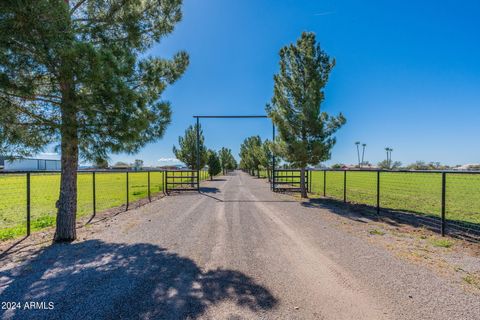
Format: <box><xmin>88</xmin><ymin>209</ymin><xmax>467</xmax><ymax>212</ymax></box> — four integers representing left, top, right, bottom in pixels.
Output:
<box><xmin>0</xmin><ymin>157</ymin><xmax>61</xmax><ymax>171</ymax></box>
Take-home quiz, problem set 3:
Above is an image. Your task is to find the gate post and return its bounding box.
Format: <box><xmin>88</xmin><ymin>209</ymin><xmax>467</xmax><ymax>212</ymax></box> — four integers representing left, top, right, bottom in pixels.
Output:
<box><xmin>271</xmin><ymin>123</ymin><xmax>276</xmax><ymax>191</ymax></box>
<box><xmin>196</xmin><ymin>117</ymin><xmax>200</xmax><ymax>192</ymax></box>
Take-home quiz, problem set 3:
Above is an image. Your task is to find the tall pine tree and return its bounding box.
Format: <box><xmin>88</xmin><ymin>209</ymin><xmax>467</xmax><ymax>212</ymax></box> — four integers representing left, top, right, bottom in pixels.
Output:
<box><xmin>173</xmin><ymin>123</ymin><xmax>207</xmax><ymax>169</ymax></box>
<box><xmin>0</xmin><ymin>0</ymin><xmax>189</xmax><ymax>241</ymax></box>
<box><xmin>266</xmin><ymin>32</ymin><xmax>345</xmax><ymax>198</ymax></box>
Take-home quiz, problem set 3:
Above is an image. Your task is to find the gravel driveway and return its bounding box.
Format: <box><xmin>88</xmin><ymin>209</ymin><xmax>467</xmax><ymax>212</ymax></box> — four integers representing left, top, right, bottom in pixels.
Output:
<box><xmin>1</xmin><ymin>171</ymin><xmax>479</xmax><ymax>319</ymax></box>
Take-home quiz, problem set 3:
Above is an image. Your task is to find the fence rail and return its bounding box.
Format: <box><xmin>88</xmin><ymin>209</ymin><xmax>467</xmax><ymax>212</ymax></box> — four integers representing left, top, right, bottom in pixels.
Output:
<box><xmin>165</xmin><ymin>170</ymin><xmax>201</xmax><ymax>193</ymax></box>
<box><xmin>309</xmin><ymin>169</ymin><xmax>480</xmax><ymax>240</ymax></box>
<box><xmin>0</xmin><ymin>169</ymin><xmax>209</xmax><ymax>240</ymax></box>
<box><xmin>272</xmin><ymin>169</ymin><xmax>309</xmax><ymax>193</ymax></box>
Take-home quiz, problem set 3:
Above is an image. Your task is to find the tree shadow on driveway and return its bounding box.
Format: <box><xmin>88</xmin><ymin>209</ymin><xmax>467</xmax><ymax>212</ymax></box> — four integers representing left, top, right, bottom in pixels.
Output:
<box><xmin>301</xmin><ymin>197</ymin><xmax>480</xmax><ymax>242</ymax></box>
<box><xmin>0</xmin><ymin>240</ymin><xmax>277</xmax><ymax>320</ymax></box>
<box><xmin>199</xmin><ymin>186</ymin><xmax>220</xmax><ymax>194</ymax></box>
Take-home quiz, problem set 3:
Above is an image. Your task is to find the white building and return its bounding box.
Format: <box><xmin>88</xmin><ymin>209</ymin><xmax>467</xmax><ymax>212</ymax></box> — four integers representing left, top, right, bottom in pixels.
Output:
<box><xmin>0</xmin><ymin>157</ymin><xmax>61</xmax><ymax>171</ymax></box>
<box><xmin>453</xmin><ymin>164</ymin><xmax>480</xmax><ymax>171</ymax></box>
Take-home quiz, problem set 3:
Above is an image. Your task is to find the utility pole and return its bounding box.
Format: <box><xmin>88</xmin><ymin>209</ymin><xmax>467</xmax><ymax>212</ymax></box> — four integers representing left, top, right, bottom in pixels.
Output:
<box><xmin>385</xmin><ymin>147</ymin><xmax>393</xmax><ymax>168</ymax></box>
<box><xmin>385</xmin><ymin>147</ymin><xmax>390</xmax><ymax>168</ymax></box>
<box><xmin>389</xmin><ymin>148</ymin><xmax>393</xmax><ymax>168</ymax></box>
<box><xmin>355</xmin><ymin>142</ymin><xmax>361</xmax><ymax>167</ymax></box>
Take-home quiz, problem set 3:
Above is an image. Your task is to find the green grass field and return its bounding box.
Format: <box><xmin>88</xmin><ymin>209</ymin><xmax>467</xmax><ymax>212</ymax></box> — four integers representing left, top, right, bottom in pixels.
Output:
<box><xmin>255</xmin><ymin>169</ymin><xmax>480</xmax><ymax>226</ymax></box>
<box><xmin>0</xmin><ymin>170</ymin><xmax>209</xmax><ymax>240</ymax></box>
<box><xmin>310</xmin><ymin>171</ymin><xmax>480</xmax><ymax>226</ymax></box>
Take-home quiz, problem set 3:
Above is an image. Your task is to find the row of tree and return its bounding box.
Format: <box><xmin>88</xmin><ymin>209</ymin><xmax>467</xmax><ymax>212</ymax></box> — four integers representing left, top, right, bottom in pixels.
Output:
<box><xmin>206</xmin><ymin>148</ymin><xmax>237</xmax><ymax>179</ymax></box>
<box><xmin>172</xmin><ymin>124</ymin><xmax>237</xmax><ymax>179</ymax></box>
<box><xmin>239</xmin><ymin>136</ymin><xmax>274</xmax><ymax>179</ymax></box>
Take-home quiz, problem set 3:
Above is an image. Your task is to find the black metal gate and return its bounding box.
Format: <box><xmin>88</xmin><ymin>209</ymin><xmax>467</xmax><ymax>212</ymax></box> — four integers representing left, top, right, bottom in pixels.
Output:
<box><xmin>165</xmin><ymin>170</ymin><xmax>199</xmax><ymax>194</ymax></box>
<box><xmin>272</xmin><ymin>169</ymin><xmax>309</xmax><ymax>193</ymax></box>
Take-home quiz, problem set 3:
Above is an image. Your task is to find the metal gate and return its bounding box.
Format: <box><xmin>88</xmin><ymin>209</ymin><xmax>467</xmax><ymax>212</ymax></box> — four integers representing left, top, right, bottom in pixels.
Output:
<box><xmin>272</xmin><ymin>169</ymin><xmax>309</xmax><ymax>193</ymax></box>
<box><xmin>165</xmin><ymin>170</ymin><xmax>199</xmax><ymax>194</ymax></box>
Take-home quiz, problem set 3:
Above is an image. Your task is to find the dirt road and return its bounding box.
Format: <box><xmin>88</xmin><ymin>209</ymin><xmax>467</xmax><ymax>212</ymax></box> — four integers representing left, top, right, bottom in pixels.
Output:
<box><xmin>1</xmin><ymin>171</ymin><xmax>479</xmax><ymax>319</ymax></box>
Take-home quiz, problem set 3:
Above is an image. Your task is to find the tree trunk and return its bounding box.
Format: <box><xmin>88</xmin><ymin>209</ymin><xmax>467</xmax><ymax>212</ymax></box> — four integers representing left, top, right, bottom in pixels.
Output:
<box><xmin>257</xmin><ymin>169</ymin><xmax>260</xmax><ymax>178</ymax></box>
<box><xmin>54</xmin><ymin>104</ymin><xmax>78</xmax><ymax>242</ymax></box>
<box><xmin>267</xmin><ymin>168</ymin><xmax>271</xmax><ymax>182</ymax></box>
<box><xmin>300</xmin><ymin>167</ymin><xmax>308</xmax><ymax>198</ymax></box>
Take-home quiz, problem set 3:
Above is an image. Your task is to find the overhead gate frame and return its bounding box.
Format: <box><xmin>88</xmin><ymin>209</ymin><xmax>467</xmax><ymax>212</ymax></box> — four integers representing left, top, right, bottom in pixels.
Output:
<box><xmin>165</xmin><ymin>170</ymin><xmax>199</xmax><ymax>194</ymax></box>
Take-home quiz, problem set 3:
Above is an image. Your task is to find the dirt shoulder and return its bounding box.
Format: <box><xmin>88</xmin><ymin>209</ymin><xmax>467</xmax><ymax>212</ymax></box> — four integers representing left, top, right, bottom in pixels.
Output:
<box><xmin>302</xmin><ymin>195</ymin><xmax>480</xmax><ymax>294</ymax></box>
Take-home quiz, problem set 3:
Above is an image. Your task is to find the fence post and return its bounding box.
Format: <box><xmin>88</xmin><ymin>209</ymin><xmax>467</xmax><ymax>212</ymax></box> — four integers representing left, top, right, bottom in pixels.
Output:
<box><xmin>92</xmin><ymin>171</ymin><xmax>96</xmax><ymax>219</ymax></box>
<box><xmin>323</xmin><ymin>170</ymin><xmax>326</xmax><ymax>197</ymax></box>
<box><xmin>148</xmin><ymin>171</ymin><xmax>151</xmax><ymax>202</ymax></box>
<box><xmin>376</xmin><ymin>171</ymin><xmax>380</xmax><ymax>214</ymax></box>
<box><xmin>197</xmin><ymin>170</ymin><xmax>200</xmax><ymax>192</ymax></box>
<box><xmin>197</xmin><ymin>170</ymin><xmax>200</xmax><ymax>191</ymax></box>
<box><xmin>272</xmin><ymin>168</ymin><xmax>276</xmax><ymax>192</ymax></box>
<box><xmin>343</xmin><ymin>170</ymin><xmax>347</xmax><ymax>203</ymax></box>
<box><xmin>126</xmin><ymin>171</ymin><xmax>129</xmax><ymax>210</ymax></box>
<box><xmin>26</xmin><ymin>173</ymin><xmax>31</xmax><ymax>236</ymax></box>
<box><xmin>441</xmin><ymin>172</ymin><xmax>446</xmax><ymax>236</ymax></box>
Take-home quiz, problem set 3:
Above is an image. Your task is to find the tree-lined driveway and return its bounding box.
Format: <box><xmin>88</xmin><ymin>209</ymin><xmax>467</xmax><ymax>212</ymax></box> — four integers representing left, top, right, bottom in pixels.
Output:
<box><xmin>1</xmin><ymin>171</ymin><xmax>479</xmax><ymax>319</ymax></box>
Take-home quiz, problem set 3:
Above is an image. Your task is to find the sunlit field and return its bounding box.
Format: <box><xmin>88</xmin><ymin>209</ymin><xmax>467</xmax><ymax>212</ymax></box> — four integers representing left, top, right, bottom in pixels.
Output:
<box><xmin>310</xmin><ymin>170</ymin><xmax>480</xmax><ymax>226</ymax></box>
<box><xmin>257</xmin><ymin>169</ymin><xmax>480</xmax><ymax>226</ymax></box>
<box><xmin>0</xmin><ymin>170</ymin><xmax>209</xmax><ymax>240</ymax></box>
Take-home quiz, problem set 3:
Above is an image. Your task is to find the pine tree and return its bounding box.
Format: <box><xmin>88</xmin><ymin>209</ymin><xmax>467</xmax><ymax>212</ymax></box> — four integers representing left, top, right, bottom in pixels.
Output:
<box><xmin>258</xmin><ymin>140</ymin><xmax>274</xmax><ymax>181</ymax></box>
<box><xmin>0</xmin><ymin>0</ymin><xmax>189</xmax><ymax>241</ymax></box>
<box><xmin>207</xmin><ymin>150</ymin><xmax>221</xmax><ymax>180</ymax></box>
<box><xmin>173</xmin><ymin>123</ymin><xmax>207</xmax><ymax>169</ymax></box>
<box><xmin>266</xmin><ymin>32</ymin><xmax>345</xmax><ymax>198</ymax></box>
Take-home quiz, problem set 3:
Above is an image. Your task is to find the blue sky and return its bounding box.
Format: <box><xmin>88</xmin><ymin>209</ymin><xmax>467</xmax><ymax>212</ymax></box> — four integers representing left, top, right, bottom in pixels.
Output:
<box><xmin>49</xmin><ymin>0</ymin><xmax>480</xmax><ymax>166</ymax></box>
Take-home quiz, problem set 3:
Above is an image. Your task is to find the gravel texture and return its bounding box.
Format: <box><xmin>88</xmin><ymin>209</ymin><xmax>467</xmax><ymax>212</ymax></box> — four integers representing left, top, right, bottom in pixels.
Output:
<box><xmin>0</xmin><ymin>171</ymin><xmax>479</xmax><ymax>319</ymax></box>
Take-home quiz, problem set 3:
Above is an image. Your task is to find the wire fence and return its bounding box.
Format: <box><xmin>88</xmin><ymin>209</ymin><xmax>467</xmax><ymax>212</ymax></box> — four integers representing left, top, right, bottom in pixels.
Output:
<box><xmin>0</xmin><ymin>169</ymin><xmax>210</xmax><ymax>241</ymax></box>
<box><xmin>309</xmin><ymin>169</ymin><xmax>480</xmax><ymax>240</ymax></box>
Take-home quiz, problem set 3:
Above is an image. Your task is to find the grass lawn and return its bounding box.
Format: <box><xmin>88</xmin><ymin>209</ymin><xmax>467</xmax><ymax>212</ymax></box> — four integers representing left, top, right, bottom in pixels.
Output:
<box><xmin>310</xmin><ymin>171</ymin><xmax>480</xmax><ymax>226</ymax></box>
<box><xmin>0</xmin><ymin>170</ymin><xmax>209</xmax><ymax>240</ymax></box>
